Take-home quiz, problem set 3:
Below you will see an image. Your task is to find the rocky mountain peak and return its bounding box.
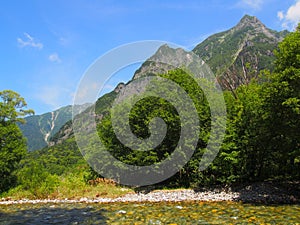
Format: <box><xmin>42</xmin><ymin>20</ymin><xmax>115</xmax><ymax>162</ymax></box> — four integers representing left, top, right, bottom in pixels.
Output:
<box><xmin>238</xmin><ymin>15</ymin><xmax>262</xmax><ymax>28</ymax></box>
<box><xmin>234</xmin><ymin>15</ymin><xmax>280</xmax><ymax>41</ymax></box>
<box><xmin>114</xmin><ymin>82</ymin><xmax>126</xmax><ymax>93</ymax></box>
<box><xmin>192</xmin><ymin>15</ymin><xmax>289</xmax><ymax>91</ymax></box>
<box><xmin>133</xmin><ymin>44</ymin><xmax>196</xmax><ymax>80</ymax></box>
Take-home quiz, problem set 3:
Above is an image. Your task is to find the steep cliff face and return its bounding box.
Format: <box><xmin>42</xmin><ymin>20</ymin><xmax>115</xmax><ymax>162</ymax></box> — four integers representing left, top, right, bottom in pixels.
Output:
<box><xmin>193</xmin><ymin>15</ymin><xmax>288</xmax><ymax>90</ymax></box>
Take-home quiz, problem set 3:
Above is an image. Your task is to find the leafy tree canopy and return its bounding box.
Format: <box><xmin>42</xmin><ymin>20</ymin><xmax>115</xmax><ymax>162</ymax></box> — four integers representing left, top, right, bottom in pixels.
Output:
<box><xmin>0</xmin><ymin>90</ymin><xmax>34</xmax><ymax>192</ymax></box>
<box><xmin>0</xmin><ymin>90</ymin><xmax>34</xmax><ymax>124</ymax></box>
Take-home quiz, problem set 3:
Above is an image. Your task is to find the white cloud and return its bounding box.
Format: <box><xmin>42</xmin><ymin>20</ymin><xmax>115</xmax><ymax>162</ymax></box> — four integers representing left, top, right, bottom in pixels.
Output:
<box><xmin>286</xmin><ymin>1</ymin><xmax>300</xmax><ymax>24</ymax></box>
<box><xmin>277</xmin><ymin>11</ymin><xmax>284</xmax><ymax>20</ymax></box>
<box><xmin>48</xmin><ymin>53</ymin><xmax>62</xmax><ymax>63</ymax></box>
<box><xmin>17</xmin><ymin>33</ymin><xmax>43</xmax><ymax>49</ymax></box>
<box><xmin>236</xmin><ymin>0</ymin><xmax>264</xmax><ymax>10</ymax></box>
<box><xmin>278</xmin><ymin>0</ymin><xmax>300</xmax><ymax>30</ymax></box>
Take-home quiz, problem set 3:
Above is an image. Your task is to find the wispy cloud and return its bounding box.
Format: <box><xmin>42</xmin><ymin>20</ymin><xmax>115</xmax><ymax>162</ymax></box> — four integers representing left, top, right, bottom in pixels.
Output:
<box><xmin>278</xmin><ymin>0</ymin><xmax>300</xmax><ymax>30</ymax></box>
<box><xmin>277</xmin><ymin>11</ymin><xmax>284</xmax><ymax>20</ymax></box>
<box><xmin>17</xmin><ymin>33</ymin><xmax>43</xmax><ymax>49</ymax></box>
<box><xmin>235</xmin><ymin>0</ymin><xmax>264</xmax><ymax>11</ymax></box>
<box><xmin>30</xmin><ymin>59</ymin><xmax>81</xmax><ymax>111</ymax></box>
<box><xmin>48</xmin><ymin>53</ymin><xmax>62</xmax><ymax>63</ymax></box>
<box><xmin>34</xmin><ymin>85</ymin><xmax>74</xmax><ymax>110</ymax></box>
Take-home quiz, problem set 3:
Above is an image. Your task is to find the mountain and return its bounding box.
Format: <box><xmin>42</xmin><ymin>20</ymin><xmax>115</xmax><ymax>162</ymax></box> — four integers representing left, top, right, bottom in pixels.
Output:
<box><xmin>41</xmin><ymin>15</ymin><xmax>288</xmax><ymax>147</ymax></box>
<box><xmin>49</xmin><ymin>83</ymin><xmax>125</xmax><ymax>145</ymax></box>
<box><xmin>193</xmin><ymin>15</ymin><xmax>288</xmax><ymax>90</ymax></box>
<box><xmin>133</xmin><ymin>44</ymin><xmax>195</xmax><ymax>79</ymax></box>
<box><xmin>135</xmin><ymin>15</ymin><xmax>288</xmax><ymax>91</ymax></box>
<box><xmin>19</xmin><ymin>104</ymin><xmax>90</xmax><ymax>151</ymax></box>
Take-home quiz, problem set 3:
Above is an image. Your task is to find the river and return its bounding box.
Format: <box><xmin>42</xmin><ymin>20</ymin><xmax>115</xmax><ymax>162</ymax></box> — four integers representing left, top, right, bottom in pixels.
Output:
<box><xmin>0</xmin><ymin>201</ymin><xmax>299</xmax><ymax>224</ymax></box>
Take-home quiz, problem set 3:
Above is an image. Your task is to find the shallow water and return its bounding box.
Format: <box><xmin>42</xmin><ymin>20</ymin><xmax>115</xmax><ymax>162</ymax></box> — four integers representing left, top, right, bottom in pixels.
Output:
<box><xmin>0</xmin><ymin>201</ymin><xmax>299</xmax><ymax>224</ymax></box>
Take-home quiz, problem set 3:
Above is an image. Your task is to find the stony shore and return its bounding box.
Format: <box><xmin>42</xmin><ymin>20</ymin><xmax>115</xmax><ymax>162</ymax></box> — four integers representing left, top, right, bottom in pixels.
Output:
<box><xmin>1</xmin><ymin>181</ymin><xmax>299</xmax><ymax>205</ymax></box>
<box><xmin>0</xmin><ymin>190</ymin><xmax>236</xmax><ymax>205</ymax></box>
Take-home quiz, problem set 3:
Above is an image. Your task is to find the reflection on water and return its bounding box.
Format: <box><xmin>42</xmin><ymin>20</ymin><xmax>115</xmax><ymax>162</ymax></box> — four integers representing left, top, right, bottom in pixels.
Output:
<box><xmin>0</xmin><ymin>201</ymin><xmax>299</xmax><ymax>224</ymax></box>
<box><xmin>0</xmin><ymin>204</ymin><xmax>108</xmax><ymax>225</ymax></box>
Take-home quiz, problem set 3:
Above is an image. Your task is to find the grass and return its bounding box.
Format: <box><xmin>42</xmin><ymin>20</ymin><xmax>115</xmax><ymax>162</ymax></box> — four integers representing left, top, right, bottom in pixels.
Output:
<box><xmin>2</xmin><ymin>171</ymin><xmax>133</xmax><ymax>200</ymax></box>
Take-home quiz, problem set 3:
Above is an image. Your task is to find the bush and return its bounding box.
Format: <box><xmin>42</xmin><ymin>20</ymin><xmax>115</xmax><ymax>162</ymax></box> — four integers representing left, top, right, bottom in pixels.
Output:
<box><xmin>17</xmin><ymin>161</ymin><xmax>60</xmax><ymax>198</ymax></box>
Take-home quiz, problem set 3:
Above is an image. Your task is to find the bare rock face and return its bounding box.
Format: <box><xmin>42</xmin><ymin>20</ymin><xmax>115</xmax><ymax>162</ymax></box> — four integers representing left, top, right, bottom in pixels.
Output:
<box><xmin>114</xmin><ymin>82</ymin><xmax>125</xmax><ymax>93</ymax></box>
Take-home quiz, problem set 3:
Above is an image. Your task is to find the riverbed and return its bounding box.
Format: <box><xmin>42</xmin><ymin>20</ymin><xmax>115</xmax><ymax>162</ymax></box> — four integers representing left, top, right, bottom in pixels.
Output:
<box><xmin>1</xmin><ymin>201</ymin><xmax>299</xmax><ymax>224</ymax></box>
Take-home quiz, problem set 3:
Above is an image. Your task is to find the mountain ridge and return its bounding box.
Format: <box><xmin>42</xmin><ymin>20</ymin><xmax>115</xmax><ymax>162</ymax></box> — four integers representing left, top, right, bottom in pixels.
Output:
<box><xmin>193</xmin><ymin>15</ymin><xmax>288</xmax><ymax>90</ymax></box>
<box><xmin>19</xmin><ymin>103</ymin><xmax>91</xmax><ymax>151</ymax></box>
<box><xmin>23</xmin><ymin>15</ymin><xmax>289</xmax><ymax>149</ymax></box>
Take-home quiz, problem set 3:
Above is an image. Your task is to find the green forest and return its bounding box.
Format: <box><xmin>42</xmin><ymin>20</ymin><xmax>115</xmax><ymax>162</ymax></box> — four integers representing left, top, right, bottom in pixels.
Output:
<box><xmin>0</xmin><ymin>25</ymin><xmax>299</xmax><ymax>199</ymax></box>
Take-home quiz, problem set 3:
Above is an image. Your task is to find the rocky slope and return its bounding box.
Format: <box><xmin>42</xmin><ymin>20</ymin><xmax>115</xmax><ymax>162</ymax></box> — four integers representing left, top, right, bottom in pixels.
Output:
<box><xmin>19</xmin><ymin>104</ymin><xmax>90</xmax><ymax>151</ymax></box>
<box><xmin>41</xmin><ymin>15</ymin><xmax>288</xmax><ymax>147</ymax></box>
<box><xmin>193</xmin><ymin>15</ymin><xmax>288</xmax><ymax>91</ymax></box>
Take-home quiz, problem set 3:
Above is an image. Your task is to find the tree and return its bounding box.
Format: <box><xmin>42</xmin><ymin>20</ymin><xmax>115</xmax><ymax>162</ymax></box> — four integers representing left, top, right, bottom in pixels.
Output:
<box><xmin>94</xmin><ymin>69</ymin><xmax>212</xmax><ymax>187</ymax></box>
<box><xmin>261</xmin><ymin>26</ymin><xmax>300</xmax><ymax>178</ymax></box>
<box><xmin>0</xmin><ymin>90</ymin><xmax>34</xmax><ymax>192</ymax></box>
<box><xmin>226</xmin><ymin>26</ymin><xmax>300</xmax><ymax>181</ymax></box>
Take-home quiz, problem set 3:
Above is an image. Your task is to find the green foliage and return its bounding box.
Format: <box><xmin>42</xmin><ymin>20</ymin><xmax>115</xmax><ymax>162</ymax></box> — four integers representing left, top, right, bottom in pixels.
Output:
<box><xmin>95</xmin><ymin>91</ymin><xmax>117</xmax><ymax>115</ymax></box>
<box><xmin>259</xmin><ymin>27</ymin><xmax>300</xmax><ymax>178</ymax></box>
<box><xmin>0</xmin><ymin>122</ymin><xmax>27</xmax><ymax>192</ymax></box>
<box><xmin>193</xmin><ymin>15</ymin><xmax>288</xmax><ymax>90</ymax></box>
<box><xmin>20</xmin><ymin>137</ymin><xmax>85</xmax><ymax>176</ymax></box>
<box><xmin>18</xmin><ymin>105</ymin><xmax>74</xmax><ymax>151</ymax></box>
<box><xmin>212</xmin><ymin>26</ymin><xmax>300</xmax><ymax>182</ymax></box>
<box><xmin>0</xmin><ymin>90</ymin><xmax>33</xmax><ymax>193</ymax></box>
<box><xmin>18</xmin><ymin>115</ymin><xmax>48</xmax><ymax>151</ymax></box>
<box><xmin>95</xmin><ymin>68</ymin><xmax>212</xmax><ymax>187</ymax></box>
<box><xmin>89</xmin><ymin>25</ymin><xmax>300</xmax><ymax>186</ymax></box>
<box><xmin>9</xmin><ymin>136</ymin><xmax>90</xmax><ymax>198</ymax></box>
<box><xmin>16</xmin><ymin>161</ymin><xmax>60</xmax><ymax>198</ymax></box>
<box><xmin>3</xmin><ymin>20</ymin><xmax>300</xmax><ymax>197</ymax></box>
<box><xmin>0</xmin><ymin>90</ymin><xmax>34</xmax><ymax>124</ymax></box>
<box><xmin>274</xmin><ymin>28</ymin><xmax>300</xmax><ymax>72</ymax></box>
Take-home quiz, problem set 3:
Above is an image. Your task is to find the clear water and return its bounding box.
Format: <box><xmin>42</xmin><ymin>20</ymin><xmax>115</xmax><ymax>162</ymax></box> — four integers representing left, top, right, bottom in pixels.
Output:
<box><xmin>0</xmin><ymin>201</ymin><xmax>299</xmax><ymax>224</ymax></box>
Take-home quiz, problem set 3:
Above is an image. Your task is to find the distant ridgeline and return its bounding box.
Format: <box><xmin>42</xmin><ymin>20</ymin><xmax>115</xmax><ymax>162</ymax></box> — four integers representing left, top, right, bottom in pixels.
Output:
<box><xmin>18</xmin><ymin>104</ymin><xmax>91</xmax><ymax>151</ymax></box>
<box><xmin>21</xmin><ymin>15</ymin><xmax>289</xmax><ymax>152</ymax></box>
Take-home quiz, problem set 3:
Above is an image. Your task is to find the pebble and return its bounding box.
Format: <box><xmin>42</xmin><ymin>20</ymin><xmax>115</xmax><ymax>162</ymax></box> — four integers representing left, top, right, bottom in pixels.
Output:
<box><xmin>0</xmin><ymin>190</ymin><xmax>238</xmax><ymax>205</ymax></box>
<box><xmin>0</xmin><ymin>185</ymin><xmax>298</xmax><ymax>205</ymax></box>
<box><xmin>117</xmin><ymin>210</ymin><xmax>127</xmax><ymax>214</ymax></box>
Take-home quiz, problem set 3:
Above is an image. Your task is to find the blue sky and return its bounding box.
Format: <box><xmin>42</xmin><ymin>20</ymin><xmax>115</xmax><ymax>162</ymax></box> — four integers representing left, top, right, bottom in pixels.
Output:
<box><xmin>1</xmin><ymin>0</ymin><xmax>300</xmax><ymax>115</ymax></box>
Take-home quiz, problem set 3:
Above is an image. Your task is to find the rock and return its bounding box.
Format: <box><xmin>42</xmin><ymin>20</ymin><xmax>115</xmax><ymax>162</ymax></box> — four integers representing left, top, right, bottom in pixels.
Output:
<box><xmin>117</xmin><ymin>210</ymin><xmax>127</xmax><ymax>214</ymax></box>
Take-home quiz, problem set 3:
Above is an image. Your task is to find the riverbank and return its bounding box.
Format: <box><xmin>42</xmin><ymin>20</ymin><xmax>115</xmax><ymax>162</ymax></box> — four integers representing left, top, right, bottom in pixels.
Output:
<box><xmin>1</xmin><ymin>181</ymin><xmax>299</xmax><ymax>205</ymax></box>
<box><xmin>0</xmin><ymin>189</ymin><xmax>236</xmax><ymax>205</ymax></box>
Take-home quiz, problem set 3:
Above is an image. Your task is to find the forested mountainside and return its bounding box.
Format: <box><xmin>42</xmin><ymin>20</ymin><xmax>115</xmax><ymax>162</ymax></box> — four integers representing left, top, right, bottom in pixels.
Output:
<box><xmin>18</xmin><ymin>104</ymin><xmax>90</xmax><ymax>151</ymax></box>
<box><xmin>13</xmin><ymin>15</ymin><xmax>299</xmax><ymax>194</ymax></box>
<box><xmin>52</xmin><ymin>15</ymin><xmax>288</xmax><ymax>144</ymax></box>
<box><xmin>193</xmin><ymin>15</ymin><xmax>288</xmax><ymax>91</ymax></box>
